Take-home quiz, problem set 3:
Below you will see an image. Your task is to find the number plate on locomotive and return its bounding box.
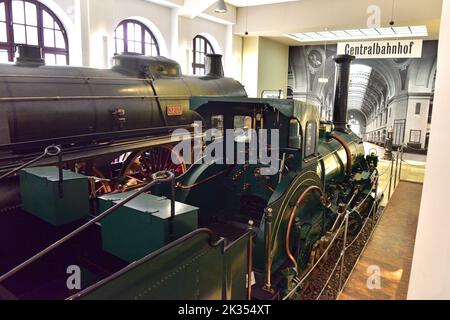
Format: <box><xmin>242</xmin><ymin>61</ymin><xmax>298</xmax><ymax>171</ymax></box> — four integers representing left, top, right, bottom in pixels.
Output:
<box><xmin>167</xmin><ymin>105</ymin><xmax>183</xmax><ymax>116</ymax></box>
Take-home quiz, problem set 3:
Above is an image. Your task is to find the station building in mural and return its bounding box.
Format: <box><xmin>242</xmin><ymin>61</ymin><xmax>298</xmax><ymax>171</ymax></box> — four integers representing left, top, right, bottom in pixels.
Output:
<box><xmin>288</xmin><ymin>41</ymin><xmax>438</xmax><ymax>152</ymax></box>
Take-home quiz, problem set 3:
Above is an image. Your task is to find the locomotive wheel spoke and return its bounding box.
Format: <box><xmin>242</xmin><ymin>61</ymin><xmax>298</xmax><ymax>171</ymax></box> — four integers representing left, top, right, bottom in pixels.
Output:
<box><xmin>118</xmin><ymin>145</ymin><xmax>187</xmax><ymax>190</ymax></box>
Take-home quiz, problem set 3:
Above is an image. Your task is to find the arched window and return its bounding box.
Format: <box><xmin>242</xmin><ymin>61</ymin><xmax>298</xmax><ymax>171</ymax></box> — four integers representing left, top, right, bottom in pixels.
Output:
<box><xmin>114</xmin><ymin>19</ymin><xmax>159</xmax><ymax>56</ymax></box>
<box><xmin>192</xmin><ymin>35</ymin><xmax>215</xmax><ymax>75</ymax></box>
<box><xmin>0</xmin><ymin>0</ymin><xmax>69</xmax><ymax>64</ymax></box>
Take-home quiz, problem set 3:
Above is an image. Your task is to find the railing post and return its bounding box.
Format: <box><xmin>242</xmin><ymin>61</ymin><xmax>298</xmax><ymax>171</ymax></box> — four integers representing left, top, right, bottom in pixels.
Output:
<box><xmin>394</xmin><ymin>148</ymin><xmax>400</xmax><ymax>189</ymax></box>
<box><xmin>399</xmin><ymin>144</ymin><xmax>405</xmax><ymax>182</ymax></box>
<box><xmin>338</xmin><ymin>211</ymin><xmax>349</xmax><ymax>291</ymax></box>
<box><xmin>58</xmin><ymin>150</ymin><xmax>64</xmax><ymax>198</ymax></box>
<box><xmin>264</xmin><ymin>208</ymin><xmax>274</xmax><ymax>293</ymax></box>
<box><xmin>169</xmin><ymin>173</ymin><xmax>176</xmax><ymax>242</ymax></box>
<box><xmin>247</xmin><ymin>220</ymin><xmax>255</xmax><ymax>300</ymax></box>
<box><xmin>388</xmin><ymin>151</ymin><xmax>395</xmax><ymax>200</ymax></box>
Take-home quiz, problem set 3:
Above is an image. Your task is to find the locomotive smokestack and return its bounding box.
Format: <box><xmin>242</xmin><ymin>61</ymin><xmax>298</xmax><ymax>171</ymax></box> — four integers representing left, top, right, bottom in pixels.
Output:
<box><xmin>332</xmin><ymin>54</ymin><xmax>355</xmax><ymax>131</ymax></box>
<box><xmin>15</xmin><ymin>45</ymin><xmax>45</xmax><ymax>66</ymax></box>
<box><xmin>205</xmin><ymin>54</ymin><xmax>224</xmax><ymax>78</ymax></box>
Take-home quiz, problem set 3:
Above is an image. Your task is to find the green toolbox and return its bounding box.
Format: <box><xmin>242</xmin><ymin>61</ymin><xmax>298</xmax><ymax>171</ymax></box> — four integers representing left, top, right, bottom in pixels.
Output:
<box><xmin>20</xmin><ymin>166</ymin><xmax>90</xmax><ymax>226</ymax></box>
<box><xmin>99</xmin><ymin>192</ymin><xmax>199</xmax><ymax>263</ymax></box>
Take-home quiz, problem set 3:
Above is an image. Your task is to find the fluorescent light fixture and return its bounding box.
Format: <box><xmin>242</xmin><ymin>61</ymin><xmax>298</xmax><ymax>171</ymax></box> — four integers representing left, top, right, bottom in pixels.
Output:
<box><xmin>318</xmin><ymin>78</ymin><xmax>329</xmax><ymax>83</ymax></box>
<box><xmin>286</xmin><ymin>25</ymin><xmax>428</xmax><ymax>42</ymax></box>
<box><xmin>376</xmin><ymin>27</ymin><xmax>395</xmax><ymax>35</ymax></box>
<box><xmin>214</xmin><ymin>0</ymin><xmax>227</xmax><ymax>13</ymax></box>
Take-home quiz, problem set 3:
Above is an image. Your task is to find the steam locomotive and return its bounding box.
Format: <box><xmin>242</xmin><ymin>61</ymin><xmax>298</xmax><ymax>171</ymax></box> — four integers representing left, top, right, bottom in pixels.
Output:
<box><xmin>0</xmin><ymin>45</ymin><xmax>378</xmax><ymax>300</ymax></box>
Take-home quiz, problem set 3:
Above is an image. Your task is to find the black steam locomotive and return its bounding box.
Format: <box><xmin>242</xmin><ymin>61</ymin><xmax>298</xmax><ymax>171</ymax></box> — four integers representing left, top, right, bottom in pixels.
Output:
<box><xmin>0</xmin><ymin>45</ymin><xmax>378</xmax><ymax>300</ymax></box>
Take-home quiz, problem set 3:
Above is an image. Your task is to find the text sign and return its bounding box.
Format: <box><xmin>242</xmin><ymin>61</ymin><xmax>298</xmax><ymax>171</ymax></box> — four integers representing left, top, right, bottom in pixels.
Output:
<box><xmin>167</xmin><ymin>105</ymin><xmax>183</xmax><ymax>116</ymax></box>
<box><xmin>337</xmin><ymin>40</ymin><xmax>423</xmax><ymax>59</ymax></box>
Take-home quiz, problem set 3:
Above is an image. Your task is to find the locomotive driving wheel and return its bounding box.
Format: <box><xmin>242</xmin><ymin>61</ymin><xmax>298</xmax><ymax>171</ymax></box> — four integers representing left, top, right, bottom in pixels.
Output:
<box><xmin>117</xmin><ymin>145</ymin><xmax>187</xmax><ymax>190</ymax></box>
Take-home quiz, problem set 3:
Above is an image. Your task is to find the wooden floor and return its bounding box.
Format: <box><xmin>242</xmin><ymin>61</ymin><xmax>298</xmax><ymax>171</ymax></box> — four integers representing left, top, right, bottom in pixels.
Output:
<box><xmin>339</xmin><ymin>181</ymin><xmax>423</xmax><ymax>300</ymax></box>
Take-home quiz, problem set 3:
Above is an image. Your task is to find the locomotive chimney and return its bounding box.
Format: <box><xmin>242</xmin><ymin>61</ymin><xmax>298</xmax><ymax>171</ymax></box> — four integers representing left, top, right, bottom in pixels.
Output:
<box><xmin>15</xmin><ymin>45</ymin><xmax>45</xmax><ymax>66</ymax></box>
<box><xmin>205</xmin><ymin>54</ymin><xmax>224</xmax><ymax>77</ymax></box>
<box><xmin>332</xmin><ymin>54</ymin><xmax>355</xmax><ymax>131</ymax></box>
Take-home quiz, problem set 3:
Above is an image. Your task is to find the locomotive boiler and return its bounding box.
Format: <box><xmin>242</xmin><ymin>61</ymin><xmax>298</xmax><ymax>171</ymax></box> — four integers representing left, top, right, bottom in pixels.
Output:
<box><xmin>0</xmin><ymin>47</ymin><xmax>379</xmax><ymax>300</ymax></box>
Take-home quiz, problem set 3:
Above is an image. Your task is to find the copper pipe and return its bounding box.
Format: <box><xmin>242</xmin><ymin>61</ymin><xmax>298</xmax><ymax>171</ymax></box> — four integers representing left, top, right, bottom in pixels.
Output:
<box><xmin>331</xmin><ymin>133</ymin><xmax>353</xmax><ymax>176</ymax></box>
<box><xmin>285</xmin><ymin>186</ymin><xmax>323</xmax><ymax>273</ymax></box>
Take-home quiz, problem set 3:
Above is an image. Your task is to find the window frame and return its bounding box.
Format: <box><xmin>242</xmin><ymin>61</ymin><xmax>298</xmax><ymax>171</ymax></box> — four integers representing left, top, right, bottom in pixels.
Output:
<box><xmin>192</xmin><ymin>35</ymin><xmax>215</xmax><ymax>75</ymax></box>
<box><xmin>0</xmin><ymin>0</ymin><xmax>69</xmax><ymax>64</ymax></box>
<box><xmin>415</xmin><ymin>102</ymin><xmax>421</xmax><ymax>116</ymax></box>
<box><xmin>114</xmin><ymin>19</ymin><xmax>160</xmax><ymax>57</ymax></box>
<box><xmin>409</xmin><ymin>129</ymin><xmax>422</xmax><ymax>144</ymax></box>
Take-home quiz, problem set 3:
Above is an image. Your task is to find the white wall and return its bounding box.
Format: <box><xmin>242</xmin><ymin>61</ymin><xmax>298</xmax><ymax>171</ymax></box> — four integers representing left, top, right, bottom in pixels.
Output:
<box><xmin>241</xmin><ymin>36</ymin><xmax>289</xmax><ymax>98</ymax></box>
<box><xmin>178</xmin><ymin>15</ymin><xmax>228</xmax><ymax>75</ymax></box>
<box><xmin>257</xmin><ymin>37</ymin><xmax>289</xmax><ymax>98</ymax></box>
<box><xmin>39</xmin><ymin>0</ymin><xmax>236</xmax><ymax>76</ymax></box>
<box><xmin>408</xmin><ymin>0</ymin><xmax>450</xmax><ymax>299</ymax></box>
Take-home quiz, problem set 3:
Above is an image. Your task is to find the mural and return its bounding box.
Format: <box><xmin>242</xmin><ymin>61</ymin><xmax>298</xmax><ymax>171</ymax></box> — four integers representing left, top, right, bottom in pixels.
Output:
<box><xmin>288</xmin><ymin>41</ymin><xmax>438</xmax><ymax>152</ymax></box>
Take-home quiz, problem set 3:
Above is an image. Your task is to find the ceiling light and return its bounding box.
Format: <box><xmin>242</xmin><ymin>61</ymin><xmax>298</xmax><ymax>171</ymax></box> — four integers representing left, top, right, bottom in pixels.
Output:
<box><xmin>286</xmin><ymin>25</ymin><xmax>428</xmax><ymax>42</ymax></box>
<box><xmin>318</xmin><ymin>78</ymin><xmax>329</xmax><ymax>83</ymax></box>
<box><xmin>215</xmin><ymin>0</ymin><xmax>228</xmax><ymax>13</ymax></box>
<box><xmin>376</xmin><ymin>27</ymin><xmax>395</xmax><ymax>35</ymax></box>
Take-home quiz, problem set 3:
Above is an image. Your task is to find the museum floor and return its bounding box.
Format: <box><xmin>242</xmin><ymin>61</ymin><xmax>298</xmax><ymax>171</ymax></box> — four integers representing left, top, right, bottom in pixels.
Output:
<box><xmin>335</xmin><ymin>143</ymin><xmax>426</xmax><ymax>299</ymax></box>
<box><xmin>339</xmin><ymin>181</ymin><xmax>422</xmax><ymax>300</ymax></box>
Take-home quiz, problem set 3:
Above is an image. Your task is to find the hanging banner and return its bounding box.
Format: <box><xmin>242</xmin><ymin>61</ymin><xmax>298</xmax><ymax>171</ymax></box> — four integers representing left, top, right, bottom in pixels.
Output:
<box><xmin>337</xmin><ymin>39</ymin><xmax>423</xmax><ymax>59</ymax></box>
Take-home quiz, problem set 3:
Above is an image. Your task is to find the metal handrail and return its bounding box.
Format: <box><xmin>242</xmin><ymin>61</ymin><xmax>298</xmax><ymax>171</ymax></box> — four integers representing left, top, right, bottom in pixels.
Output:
<box><xmin>69</xmin><ymin>228</ymin><xmax>226</xmax><ymax>300</ymax></box>
<box><xmin>0</xmin><ymin>170</ymin><xmax>175</xmax><ymax>284</ymax></box>
<box><xmin>0</xmin><ymin>145</ymin><xmax>61</xmax><ymax>181</ymax></box>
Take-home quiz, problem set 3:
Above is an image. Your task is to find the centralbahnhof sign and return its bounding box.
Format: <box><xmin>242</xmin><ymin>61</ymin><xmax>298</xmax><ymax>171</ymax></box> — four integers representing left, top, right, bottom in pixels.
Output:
<box><xmin>337</xmin><ymin>39</ymin><xmax>423</xmax><ymax>59</ymax></box>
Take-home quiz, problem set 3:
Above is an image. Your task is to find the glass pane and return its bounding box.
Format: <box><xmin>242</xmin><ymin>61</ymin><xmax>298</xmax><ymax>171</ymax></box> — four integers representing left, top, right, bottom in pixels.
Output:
<box><xmin>134</xmin><ymin>24</ymin><xmax>141</xmax><ymax>42</ymax></box>
<box><xmin>127</xmin><ymin>40</ymin><xmax>134</xmax><ymax>53</ymax></box>
<box><xmin>211</xmin><ymin>115</ymin><xmax>224</xmax><ymax>136</ymax></box>
<box><xmin>12</xmin><ymin>0</ymin><xmax>25</xmax><ymax>24</ymax></box>
<box><xmin>0</xmin><ymin>3</ymin><xmax>6</xmax><ymax>21</ymax></box>
<box><xmin>116</xmin><ymin>39</ymin><xmax>124</xmax><ymax>54</ymax></box>
<box><xmin>145</xmin><ymin>43</ymin><xmax>151</xmax><ymax>56</ymax></box>
<box><xmin>127</xmin><ymin>23</ymin><xmax>134</xmax><ymax>41</ymax></box>
<box><xmin>13</xmin><ymin>24</ymin><xmax>26</xmax><ymax>44</ymax></box>
<box><xmin>135</xmin><ymin>41</ymin><xmax>142</xmax><ymax>54</ymax></box>
<box><xmin>0</xmin><ymin>22</ymin><xmax>7</xmax><ymax>42</ymax></box>
<box><xmin>145</xmin><ymin>31</ymin><xmax>151</xmax><ymax>43</ymax></box>
<box><xmin>25</xmin><ymin>2</ymin><xmax>37</xmax><ymax>26</ymax></box>
<box><xmin>44</xmin><ymin>28</ymin><xmax>55</xmax><ymax>47</ymax></box>
<box><xmin>55</xmin><ymin>30</ymin><xmax>65</xmax><ymax>48</ymax></box>
<box><xmin>56</xmin><ymin>54</ymin><xmax>66</xmax><ymax>65</ymax></box>
<box><xmin>42</xmin><ymin>10</ymin><xmax>53</xmax><ymax>29</ymax></box>
<box><xmin>234</xmin><ymin>116</ymin><xmax>253</xmax><ymax>143</ymax></box>
<box><xmin>45</xmin><ymin>53</ymin><xmax>56</xmax><ymax>65</ymax></box>
<box><xmin>0</xmin><ymin>49</ymin><xmax>8</xmax><ymax>62</ymax></box>
<box><xmin>115</xmin><ymin>25</ymin><xmax>124</xmax><ymax>39</ymax></box>
<box><xmin>26</xmin><ymin>26</ymin><xmax>38</xmax><ymax>45</ymax></box>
